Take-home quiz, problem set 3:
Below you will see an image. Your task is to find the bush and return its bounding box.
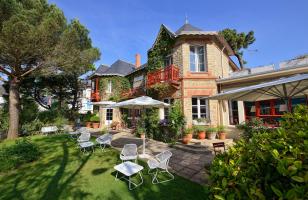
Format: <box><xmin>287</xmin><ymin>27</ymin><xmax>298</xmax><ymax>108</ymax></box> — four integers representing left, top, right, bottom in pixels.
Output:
<box><xmin>236</xmin><ymin>117</ymin><xmax>273</xmax><ymax>139</ymax></box>
<box><xmin>0</xmin><ymin>138</ymin><xmax>41</xmax><ymax>172</ymax></box>
<box><xmin>210</xmin><ymin>105</ymin><xmax>308</xmax><ymax>199</ymax></box>
<box><xmin>90</xmin><ymin>115</ymin><xmax>100</xmax><ymax>122</ymax></box>
<box><xmin>168</xmin><ymin>100</ymin><xmax>186</xmax><ymax>137</ymax></box>
<box><xmin>21</xmin><ymin>119</ymin><xmax>44</xmax><ymax>135</ymax></box>
<box><xmin>0</xmin><ymin>108</ymin><xmax>9</xmax><ymax>135</ymax></box>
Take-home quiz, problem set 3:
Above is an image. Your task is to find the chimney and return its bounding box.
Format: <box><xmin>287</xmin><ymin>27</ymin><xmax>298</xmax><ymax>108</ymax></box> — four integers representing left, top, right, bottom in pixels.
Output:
<box><xmin>135</xmin><ymin>53</ymin><xmax>141</xmax><ymax>68</ymax></box>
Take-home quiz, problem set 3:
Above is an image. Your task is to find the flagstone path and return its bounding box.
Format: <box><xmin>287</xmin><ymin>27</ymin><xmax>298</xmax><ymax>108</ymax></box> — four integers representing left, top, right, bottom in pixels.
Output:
<box><xmin>108</xmin><ymin>131</ymin><xmax>218</xmax><ymax>184</ymax></box>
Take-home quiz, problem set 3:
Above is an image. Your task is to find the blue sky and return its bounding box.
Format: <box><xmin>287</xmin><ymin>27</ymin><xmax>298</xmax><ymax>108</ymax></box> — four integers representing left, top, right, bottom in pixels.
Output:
<box><xmin>49</xmin><ymin>0</ymin><xmax>308</xmax><ymax>69</ymax></box>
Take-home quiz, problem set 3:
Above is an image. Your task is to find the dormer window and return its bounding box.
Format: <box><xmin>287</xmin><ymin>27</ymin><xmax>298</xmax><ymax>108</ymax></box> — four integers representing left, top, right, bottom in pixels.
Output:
<box><xmin>190</xmin><ymin>46</ymin><xmax>206</xmax><ymax>72</ymax></box>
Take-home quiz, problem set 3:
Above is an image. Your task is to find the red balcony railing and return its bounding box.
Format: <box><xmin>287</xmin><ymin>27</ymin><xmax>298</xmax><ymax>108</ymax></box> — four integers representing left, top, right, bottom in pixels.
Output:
<box><xmin>122</xmin><ymin>87</ymin><xmax>145</xmax><ymax>98</ymax></box>
<box><xmin>91</xmin><ymin>92</ymin><xmax>100</xmax><ymax>102</ymax></box>
<box><xmin>147</xmin><ymin>64</ymin><xmax>180</xmax><ymax>88</ymax></box>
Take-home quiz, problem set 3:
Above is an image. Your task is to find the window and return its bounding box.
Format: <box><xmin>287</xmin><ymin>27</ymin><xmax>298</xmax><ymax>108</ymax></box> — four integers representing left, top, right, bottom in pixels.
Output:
<box><xmin>106</xmin><ymin>80</ymin><xmax>112</xmax><ymax>93</ymax></box>
<box><xmin>163</xmin><ymin>98</ymin><xmax>174</xmax><ymax>119</ymax></box>
<box><xmin>164</xmin><ymin>55</ymin><xmax>173</xmax><ymax>66</ymax></box>
<box><xmin>228</xmin><ymin>101</ymin><xmax>239</xmax><ymax>125</ymax></box>
<box><xmin>91</xmin><ymin>79</ymin><xmax>96</xmax><ymax>91</ymax></box>
<box><xmin>192</xmin><ymin>97</ymin><xmax>208</xmax><ymax>120</ymax></box>
<box><xmin>190</xmin><ymin>46</ymin><xmax>206</xmax><ymax>72</ymax></box>
<box><xmin>259</xmin><ymin>101</ymin><xmax>271</xmax><ymax>115</ymax></box>
<box><xmin>133</xmin><ymin>75</ymin><xmax>144</xmax><ymax>88</ymax></box>
<box><xmin>106</xmin><ymin>109</ymin><xmax>113</xmax><ymax>121</ymax></box>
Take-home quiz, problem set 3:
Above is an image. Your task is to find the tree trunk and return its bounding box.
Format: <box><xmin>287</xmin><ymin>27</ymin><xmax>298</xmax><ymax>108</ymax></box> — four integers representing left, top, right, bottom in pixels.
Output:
<box><xmin>7</xmin><ymin>77</ymin><xmax>20</xmax><ymax>139</ymax></box>
<box><xmin>235</xmin><ymin>53</ymin><xmax>244</xmax><ymax>70</ymax></box>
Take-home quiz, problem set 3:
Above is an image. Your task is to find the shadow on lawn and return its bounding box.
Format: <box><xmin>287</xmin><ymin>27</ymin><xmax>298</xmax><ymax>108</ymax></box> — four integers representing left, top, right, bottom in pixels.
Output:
<box><xmin>0</xmin><ymin>135</ymin><xmax>93</xmax><ymax>200</ymax></box>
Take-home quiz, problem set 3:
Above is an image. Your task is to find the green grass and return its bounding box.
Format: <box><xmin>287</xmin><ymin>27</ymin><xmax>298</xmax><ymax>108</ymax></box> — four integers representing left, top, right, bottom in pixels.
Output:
<box><xmin>0</xmin><ymin>135</ymin><xmax>209</xmax><ymax>200</ymax></box>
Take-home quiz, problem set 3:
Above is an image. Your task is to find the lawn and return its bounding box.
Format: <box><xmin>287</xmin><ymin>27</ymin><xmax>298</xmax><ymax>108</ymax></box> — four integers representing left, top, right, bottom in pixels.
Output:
<box><xmin>0</xmin><ymin>135</ymin><xmax>209</xmax><ymax>200</ymax></box>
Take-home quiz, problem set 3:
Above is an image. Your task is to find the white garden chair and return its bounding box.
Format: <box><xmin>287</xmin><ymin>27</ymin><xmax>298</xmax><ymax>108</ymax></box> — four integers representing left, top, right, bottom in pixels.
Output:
<box><xmin>147</xmin><ymin>150</ymin><xmax>174</xmax><ymax>184</ymax></box>
<box><xmin>77</xmin><ymin>132</ymin><xmax>91</xmax><ymax>143</ymax></box>
<box><xmin>96</xmin><ymin>134</ymin><xmax>113</xmax><ymax>151</ymax></box>
<box><xmin>120</xmin><ymin>144</ymin><xmax>138</xmax><ymax>163</ymax></box>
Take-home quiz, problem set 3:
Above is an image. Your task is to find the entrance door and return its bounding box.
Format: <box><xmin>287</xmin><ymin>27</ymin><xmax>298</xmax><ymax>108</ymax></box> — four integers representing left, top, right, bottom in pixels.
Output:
<box><xmin>105</xmin><ymin>108</ymin><xmax>113</xmax><ymax>125</ymax></box>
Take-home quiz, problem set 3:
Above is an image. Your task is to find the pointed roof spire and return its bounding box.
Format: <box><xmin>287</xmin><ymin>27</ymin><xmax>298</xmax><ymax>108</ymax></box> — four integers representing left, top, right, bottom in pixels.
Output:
<box><xmin>185</xmin><ymin>14</ymin><xmax>189</xmax><ymax>24</ymax></box>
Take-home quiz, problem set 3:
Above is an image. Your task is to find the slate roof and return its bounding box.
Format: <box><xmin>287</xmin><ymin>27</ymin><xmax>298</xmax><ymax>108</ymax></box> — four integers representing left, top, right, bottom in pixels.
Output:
<box><xmin>175</xmin><ymin>23</ymin><xmax>203</xmax><ymax>35</ymax></box>
<box><xmin>126</xmin><ymin>63</ymin><xmax>147</xmax><ymax>76</ymax></box>
<box><xmin>91</xmin><ymin>60</ymin><xmax>136</xmax><ymax>77</ymax></box>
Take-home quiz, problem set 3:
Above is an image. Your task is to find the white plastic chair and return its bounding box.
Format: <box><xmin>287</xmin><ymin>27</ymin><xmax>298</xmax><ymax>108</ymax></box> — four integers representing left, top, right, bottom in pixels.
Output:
<box><xmin>96</xmin><ymin>134</ymin><xmax>113</xmax><ymax>151</ymax></box>
<box><xmin>77</xmin><ymin>132</ymin><xmax>91</xmax><ymax>143</ymax></box>
<box><xmin>120</xmin><ymin>144</ymin><xmax>138</xmax><ymax>162</ymax></box>
<box><xmin>147</xmin><ymin>150</ymin><xmax>174</xmax><ymax>184</ymax></box>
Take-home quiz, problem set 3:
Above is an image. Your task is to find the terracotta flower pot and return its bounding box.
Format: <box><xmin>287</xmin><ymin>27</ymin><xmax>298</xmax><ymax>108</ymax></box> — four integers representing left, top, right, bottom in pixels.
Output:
<box><xmin>140</xmin><ymin>134</ymin><xmax>145</xmax><ymax>139</ymax></box>
<box><xmin>92</xmin><ymin>122</ymin><xmax>100</xmax><ymax>129</ymax></box>
<box><xmin>86</xmin><ymin>122</ymin><xmax>92</xmax><ymax>128</ymax></box>
<box><xmin>219</xmin><ymin>132</ymin><xmax>226</xmax><ymax>140</ymax></box>
<box><xmin>182</xmin><ymin>135</ymin><xmax>191</xmax><ymax>144</ymax></box>
<box><xmin>198</xmin><ymin>131</ymin><xmax>206</xmax><ymax>139</ymax></box>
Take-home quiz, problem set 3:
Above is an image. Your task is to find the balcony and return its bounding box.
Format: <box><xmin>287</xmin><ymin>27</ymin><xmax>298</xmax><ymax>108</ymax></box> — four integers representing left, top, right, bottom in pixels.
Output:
<box><xmin>146</xmin><ymin>64</ymin><xmax>180</xmax><ymax>88</ymax></box>
<box><xmin>91</xmin><ymin>91</ymin><xmax>100</xmax><ymax>102</ymax></box>
<box><xmin>122</xmin><ymin>87</ymin><xmax>145</xmax><ymax>99</ymax></box>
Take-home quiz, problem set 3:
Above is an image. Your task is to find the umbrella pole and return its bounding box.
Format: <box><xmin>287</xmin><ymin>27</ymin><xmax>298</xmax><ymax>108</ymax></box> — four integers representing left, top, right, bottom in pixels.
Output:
<box><xmin>139</xmin><ymin>107</ymin><xmax>149</xmax><ymax>159</ymax></box>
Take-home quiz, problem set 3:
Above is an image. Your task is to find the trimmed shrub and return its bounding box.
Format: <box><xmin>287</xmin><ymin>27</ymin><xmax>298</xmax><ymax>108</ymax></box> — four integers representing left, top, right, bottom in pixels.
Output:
<box><xmin>210</xmin><ymin>105</ymin><xmax>308</xmax><ymax>199</ymax></box>
<box><xmin>0</xmin><ymin>138</ymin><xmax>41</xmax><ymax>172</ymax></box>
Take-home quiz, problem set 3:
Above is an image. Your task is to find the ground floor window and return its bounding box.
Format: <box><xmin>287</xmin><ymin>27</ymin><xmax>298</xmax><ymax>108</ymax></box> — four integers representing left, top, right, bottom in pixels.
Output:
<box><xmin>192</xmin><ymin>97</ymin><xmax>208</xmax><ymax>120</ymax></box>
<box><xmin>164</xmin><ymin>98</ymin><xmax>174</xmax><ymax>119</ymax></box>
<box><xmin>228</xmin><ymin>100</ymin><xmax>239</xmax><ymax>125</ymax></box>
<box><xmin>106</xmin><ymin>109</ymin><xmax>113</xmax><ymax>121</ymax></box>
<box><xmin>244</xmin><ymin>96</ymin><xmax>308</xmax><ymax>126</ymax></box>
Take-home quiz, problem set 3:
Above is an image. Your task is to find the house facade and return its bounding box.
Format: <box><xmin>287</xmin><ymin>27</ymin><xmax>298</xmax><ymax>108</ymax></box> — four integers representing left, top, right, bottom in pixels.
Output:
<box><xmin>90</xmin><ymin>22</ymin><xmax>238</xmax><ymax>128</ymax></box>
<box><xmin>90</xmin><ymin>22</ymin><xmax>308</xmax><ymax>130</ymax></box>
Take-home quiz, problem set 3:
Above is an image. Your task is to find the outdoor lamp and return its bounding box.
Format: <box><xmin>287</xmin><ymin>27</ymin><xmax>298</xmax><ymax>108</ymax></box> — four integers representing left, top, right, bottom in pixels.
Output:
<box><xmin>250</xmin><ymin>106</ymin><xmax>256</xmax><ymax>112</ymax></box>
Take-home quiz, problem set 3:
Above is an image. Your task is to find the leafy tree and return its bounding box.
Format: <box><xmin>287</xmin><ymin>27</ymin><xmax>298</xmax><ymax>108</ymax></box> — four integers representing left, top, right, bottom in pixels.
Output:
<box><xmin>0</xmin><ymin>0</ymin><xmax>100</xmax><ymax>139</ymax></box>
<box><xmin>220</xmin><ymin>29</ymin><xmax>255</xmax><ymax>69</ymax></box>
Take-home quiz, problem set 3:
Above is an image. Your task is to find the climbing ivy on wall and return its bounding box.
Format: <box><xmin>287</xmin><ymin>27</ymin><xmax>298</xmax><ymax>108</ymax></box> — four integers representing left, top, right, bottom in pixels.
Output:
<box><xmin>147</xmin><ymin>28</ymin><xmax>175</xmax><ymax>72</ymax></box>
<box><xmin>99</xmin><ymin>76</ymin><xmax>131</xmax><ymax>102</ymax></box>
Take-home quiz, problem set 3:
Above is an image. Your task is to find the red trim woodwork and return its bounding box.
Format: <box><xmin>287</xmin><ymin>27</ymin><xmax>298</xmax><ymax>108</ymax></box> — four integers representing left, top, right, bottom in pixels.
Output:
<box><xmin>91</xmin><ymin>78</ymin><xmax>101</xmax><ymax>102</ymax></box>
<box><xmin>147</xmin><ymin>64</ymin><xmax>180</xmax><ymax>88</ymax></box>
<box><xmin>122</xmin><ymin>87</ymin><xmax>145</xmax><ymax>99</ymax></box>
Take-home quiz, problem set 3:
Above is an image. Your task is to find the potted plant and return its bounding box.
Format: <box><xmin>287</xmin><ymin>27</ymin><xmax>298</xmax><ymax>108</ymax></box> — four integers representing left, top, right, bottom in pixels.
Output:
<box><xmin>193</xmin><ymin>125</ymin><xmax>206</xmax><ymax>139</ymax></box>
<box><xmin>84</xmin><ymin>113</ymin><xmax>92</xmax><ymax>128</ymax></box>
<box><xmin>217</xmin><ymin>125</ymin><xmax>226</xmax><ymax>140</ymax></box>
<box><xmin>182</xmin><ymin>127</ymin><xmax>193</xmax><ymax>144</ymax></box>
<box><xmin>90</xmin><ymin>115</ymin><xmax>100</xmax><ymax>129</ymax></box>
<box><xmin>206</xmin><ymin>127</ymin><xmax>217</xmax><ymax>140</ymax></box>
<box><xmin>136</xmin><ymin>126</ymin><xmax>146</xmax><ymax>139</ymax></box>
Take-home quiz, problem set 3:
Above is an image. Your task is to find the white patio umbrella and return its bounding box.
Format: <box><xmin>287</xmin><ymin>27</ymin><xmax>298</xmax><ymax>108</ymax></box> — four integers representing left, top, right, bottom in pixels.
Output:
<box><xmin>91</xmin><ymin>101</ymin><xmax>116</xmax><ymax>129</ymax></box>
<box><xmin>108</xmin><ymin>96</ymin><xmax>170</xmax><ymax>158</ymax></box>
<box><xmin>209</xmin><ymin>74</ymin><xmax>308</xmax><ymax>111</ymax></box>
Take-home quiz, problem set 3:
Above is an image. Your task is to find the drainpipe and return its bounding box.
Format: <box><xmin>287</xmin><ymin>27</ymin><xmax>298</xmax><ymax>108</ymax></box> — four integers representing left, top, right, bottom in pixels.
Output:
<box><xmin>218</xmin><ymin>46</ymin><xmax>225</xmax><ymax>126</ymax></box>
<box><xmin>220</xmin><ymin>46</ymin><xmax>226</xmax><ymax>78</ymax></box>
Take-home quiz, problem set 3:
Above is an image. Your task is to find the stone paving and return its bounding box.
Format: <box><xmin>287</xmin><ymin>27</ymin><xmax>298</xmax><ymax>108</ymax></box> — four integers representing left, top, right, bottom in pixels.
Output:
<box><xmin>108</xmin><ymin>131</ymin><xmax>218</xmax><ymax>184</ymax></box>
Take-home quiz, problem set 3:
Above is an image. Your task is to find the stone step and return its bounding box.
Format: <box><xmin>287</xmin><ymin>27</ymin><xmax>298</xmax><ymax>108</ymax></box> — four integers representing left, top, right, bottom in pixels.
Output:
<box><xmin>173</xmin><ymin>143</ymin><xmax>213</xmax><ymax>154</ymax></box>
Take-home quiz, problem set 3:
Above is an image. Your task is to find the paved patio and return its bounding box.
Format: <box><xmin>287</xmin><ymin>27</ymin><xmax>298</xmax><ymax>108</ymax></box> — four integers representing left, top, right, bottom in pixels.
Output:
<box><xmin>106</xmin><ymin>131</ymin><xmax>230</xmax><ymax>184</ymax></box>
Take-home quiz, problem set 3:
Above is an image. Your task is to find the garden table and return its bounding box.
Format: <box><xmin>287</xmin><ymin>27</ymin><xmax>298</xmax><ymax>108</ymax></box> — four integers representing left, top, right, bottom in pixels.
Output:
<box><xmin>79</xmin><ymin>141</ymin><xmax>94</xmax><ymax>153</ymax></box>
<box><xmin>114</xmin><ymin>161</ymin><xmax>144</xmax><ymax>190</ymax></box>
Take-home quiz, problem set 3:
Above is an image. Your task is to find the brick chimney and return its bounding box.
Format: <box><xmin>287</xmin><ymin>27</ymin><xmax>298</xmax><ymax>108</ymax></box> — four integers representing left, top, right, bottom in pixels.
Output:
<box><xmin>135</xmin><ymin>53</ymin><xmax>141</xmax><ymax>68</ymax></box>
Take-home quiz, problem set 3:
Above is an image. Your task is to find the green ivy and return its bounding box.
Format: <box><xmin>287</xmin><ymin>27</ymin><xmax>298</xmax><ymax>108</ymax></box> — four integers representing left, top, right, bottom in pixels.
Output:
<box><xmin>147</xmin><ymin>82</ymin><xmax>175</xmax><ymax>99</ymax></box>
<box><xmin>99</xmin><ymin>76</ymin><xmax>131</xmax><ymax>102</ymax></box>
<box><xmin>147</xmin><ymin>28</ymin><xmax>175</xmax><ymax>72</ymax></box>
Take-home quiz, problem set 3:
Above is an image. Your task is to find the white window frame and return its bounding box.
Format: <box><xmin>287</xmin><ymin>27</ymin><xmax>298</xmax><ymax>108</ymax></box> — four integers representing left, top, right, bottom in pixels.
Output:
<box><xmin>189</xmin><ymin>45</ymin><xmax>207</xmax><ymax>72</ymax></box>
<box><xmin>106</xmin><ymin>80</ymin><xmax>112</xmax><ymax>93</ymax></box>
<box><xmin>192</xmin><ymin>97</ymin><xmax>209</xmax><ymax>120</ymax></box>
